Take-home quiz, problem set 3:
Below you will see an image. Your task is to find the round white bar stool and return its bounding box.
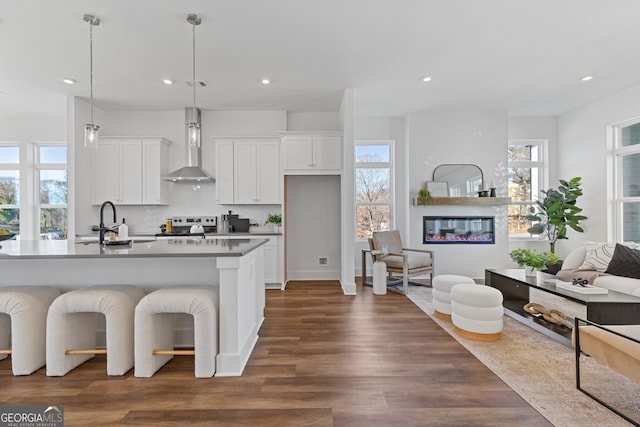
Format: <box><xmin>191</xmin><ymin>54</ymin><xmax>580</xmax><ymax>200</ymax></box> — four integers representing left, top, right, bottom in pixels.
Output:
<box><xmin>451</xmin><ymin>284</ymin><xmax>504</xmax><ymax>342</ymax></box>
<box><xmin>0</xmin><ymin>286</ymin><xmax>60</xmax><ymax>375</ymax></box>
<box><xmin>432</xmin><ymin>275</ymin><xmax>475</xmax><ymax>321</ymax></box>
<box><xmin>46</xmin><ymin>285</ymin><xmax>144</xmax><ymax>376</ymax></box>
<box><xmin>134</xmin><ymin>286</ymin><xmax>219</xmax><ymax>378</ymax></box>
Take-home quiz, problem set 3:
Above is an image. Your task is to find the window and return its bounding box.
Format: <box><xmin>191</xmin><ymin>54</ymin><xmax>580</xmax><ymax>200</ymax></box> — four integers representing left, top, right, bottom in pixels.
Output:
<box><xmin>0</xmin><ymin>144</ymin><xmax>20</xmax><ymax>235</ymax></box>
<box><xmin>355</xmin><ymin>141</ymin><xmax>394</xmax><ymax>239</ymax></box>
<box><xmin>614</xmin><ymin>121</ymin><xmax>640</xmax><ymax>242</ymax></box>
<box><xmin>507</xmin><ymin>140</ymin><xmax>548</xmax><ymax>238</ymax></box>
<box><xmin>0</xmin><ymin>141</ymin><xmax>67</xmax><ymax>240</ymax></box>
<box><xmin>37</xmin><ymin>144</ymin><xmax>68</xmax><ymax>240</ymax></box>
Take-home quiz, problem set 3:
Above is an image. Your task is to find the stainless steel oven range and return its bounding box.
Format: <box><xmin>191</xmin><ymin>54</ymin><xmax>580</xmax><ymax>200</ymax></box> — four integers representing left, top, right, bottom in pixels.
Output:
<box><xmin>156</xmin><ymin>216</ymin><xmax>217</xmax><ymax>238</ymax></box>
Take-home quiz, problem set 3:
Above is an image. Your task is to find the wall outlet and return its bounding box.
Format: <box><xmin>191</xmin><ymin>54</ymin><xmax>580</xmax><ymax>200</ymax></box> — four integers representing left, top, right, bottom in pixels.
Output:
<box><xmin>318</xmin><ymin>257</ymin><xmax>328</xmax><ymax>265</ymax></box>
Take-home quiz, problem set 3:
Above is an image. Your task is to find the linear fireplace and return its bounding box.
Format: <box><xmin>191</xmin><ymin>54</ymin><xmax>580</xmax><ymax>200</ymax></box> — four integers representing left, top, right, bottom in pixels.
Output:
<box><xmin>423</xmin><ymin>216</ymin><xmax>495</xmax><ymax>244</ymax></box>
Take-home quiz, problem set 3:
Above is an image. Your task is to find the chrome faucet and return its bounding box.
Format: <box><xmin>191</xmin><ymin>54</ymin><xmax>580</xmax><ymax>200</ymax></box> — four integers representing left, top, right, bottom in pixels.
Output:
<box><xmin>99</xmin><ymin>201</ymin><xmax>117</xmax><ymax>244</ymax></box>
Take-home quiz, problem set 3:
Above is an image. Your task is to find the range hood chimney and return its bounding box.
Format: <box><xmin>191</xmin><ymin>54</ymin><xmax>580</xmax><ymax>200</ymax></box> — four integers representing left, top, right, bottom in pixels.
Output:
<box><xmin>162</xmin><ymin>108</ymin><xmax>215</xmax><ymax>182</ymax></box>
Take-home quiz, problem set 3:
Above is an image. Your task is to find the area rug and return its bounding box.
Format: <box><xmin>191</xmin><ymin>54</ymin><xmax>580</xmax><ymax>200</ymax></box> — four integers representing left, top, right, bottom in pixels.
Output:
<box><xmin>407</xmin><ymin>285</ymin><xmax>639</xmax><ymax>427</ymax></box>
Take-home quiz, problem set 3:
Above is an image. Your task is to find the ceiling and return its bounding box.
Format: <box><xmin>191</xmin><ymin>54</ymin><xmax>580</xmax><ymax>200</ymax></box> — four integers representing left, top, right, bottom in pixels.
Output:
<box><xmin>2</xmin><ymin>0</ymin><xmax>640</xmax><ymax>120</ymax></box>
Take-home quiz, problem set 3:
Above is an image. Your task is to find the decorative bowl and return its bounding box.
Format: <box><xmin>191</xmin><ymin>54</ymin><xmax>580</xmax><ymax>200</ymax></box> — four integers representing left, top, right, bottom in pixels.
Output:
<box><xmin>0</xmin><ymin>232</ymin><xmax>16</xmax><ymax>242</ymax></box>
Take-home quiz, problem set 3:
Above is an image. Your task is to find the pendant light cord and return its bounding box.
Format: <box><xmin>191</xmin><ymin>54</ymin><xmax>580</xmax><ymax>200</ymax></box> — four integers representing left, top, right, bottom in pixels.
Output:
<box><xmin>192</xmin><ymin>22</ymin><xmax>196</xmax><ymax>114</ymax></box>
<box><xmin>89</xmin><ymin>22</ymin><xmax>94</xmax><ymax>125</ymax></box>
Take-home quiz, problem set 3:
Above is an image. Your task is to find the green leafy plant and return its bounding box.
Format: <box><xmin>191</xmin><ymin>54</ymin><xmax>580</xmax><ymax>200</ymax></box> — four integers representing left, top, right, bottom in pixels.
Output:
<box><xmin>417</xmin><ymin>187</ymin><xmax>432</xmax><ymax>204</ymax></box>
<box><xmin>265</xmin><ymin>213</ymin><xmax>282</xmax><ymax>225</ymax></box>
<box><xmin>509</xmin><ymin>248</ymin><xmax>560</xmax><ymax>271</ymax></box>
<box><xmin>524</xmin><ymin>177</ymin><xmax>587</xmax><ymax>253</ymax></box>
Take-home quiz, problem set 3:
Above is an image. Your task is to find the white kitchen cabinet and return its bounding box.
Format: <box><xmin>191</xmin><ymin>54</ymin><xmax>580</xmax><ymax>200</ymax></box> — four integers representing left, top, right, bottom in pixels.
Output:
<box><xmin>219</xmin><ymin>235</ymin><xmax>283</xmax><ymax>289</ymax></box>
<box><xmin>281</xmin><ymin>132</ymin><xmax>342</xmax><ymax>173</ymax></box>
<box><xmin>92</xmin><ymin>137</ymin><xmax>171</xmax><ymax>205</ymax></box>
<box><xmin>215</xmin><ymin>140</ymin><xmax>235</xmax><ymax>204</ymax></box>
<box><xmin>142</xmin><ymin>140</ymin><xmax>170</xmax><ymax>204</ymax></box>
<box><xmin>215</xmin><ymin>138</ymin><xmax>280</xmax><ymax>204</ymax></box>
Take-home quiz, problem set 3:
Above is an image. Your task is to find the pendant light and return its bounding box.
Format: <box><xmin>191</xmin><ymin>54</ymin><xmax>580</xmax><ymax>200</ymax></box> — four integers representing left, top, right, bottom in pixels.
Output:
<box><xmin>187</xmin><ymin>14</ymin><xmax>201</xmax><ymax>148</ymax></box>
<box><xmin>83</xmin><ymin>14</ymin><xmax>100</xmax><ymax>149</ymax></box>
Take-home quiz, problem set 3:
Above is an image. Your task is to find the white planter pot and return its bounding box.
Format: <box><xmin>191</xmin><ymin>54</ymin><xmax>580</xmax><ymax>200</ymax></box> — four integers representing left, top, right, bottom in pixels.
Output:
<box><xmin>525</xmin><ymin>267</ymin><xmax>538</xmax><ymax>278</ymax></box>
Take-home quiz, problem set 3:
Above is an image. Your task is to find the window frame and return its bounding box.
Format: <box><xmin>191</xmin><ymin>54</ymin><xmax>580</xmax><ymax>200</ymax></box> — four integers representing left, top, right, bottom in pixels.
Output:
<box><xmin>507</xmin><ymin>139</ymin><xmax>549</xmax><ymax>240</ymax></box>
<box><xmin>613</xmin><ymin>119</ymin><xmax>640</xmax><ymax>243</ymax></box>
<box><xmin>354</xmin><ymin>140</ymin><xmax>395</xmax><ymax>241</ymax></box>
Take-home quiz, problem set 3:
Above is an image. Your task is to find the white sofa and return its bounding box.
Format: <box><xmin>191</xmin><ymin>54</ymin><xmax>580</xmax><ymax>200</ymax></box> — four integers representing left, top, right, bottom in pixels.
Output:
<box><xmin>557</xmin><ymin>243</ymin><xmax>640</xmax><ymax>297</ymax></box>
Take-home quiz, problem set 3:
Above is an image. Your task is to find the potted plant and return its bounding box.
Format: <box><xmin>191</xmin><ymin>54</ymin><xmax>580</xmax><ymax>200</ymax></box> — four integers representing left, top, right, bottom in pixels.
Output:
<box><xmin>417</xmin><ymin>187</ymin><xmax>432</xmax><ymax>205</ymax></box>
<box><xmin>524</xmin><ymin>177</ymin><xmax>587</xmax><ymax>254</ymax></box>
<box><xmin>265</xmin><ymin>213</ymin><xmax>282</xmax><ymax>232</ymax></box>
<box><xmin>509</xmin><ymin>248</ymin><xmax>560</xmax><ymax>277</ymax></box>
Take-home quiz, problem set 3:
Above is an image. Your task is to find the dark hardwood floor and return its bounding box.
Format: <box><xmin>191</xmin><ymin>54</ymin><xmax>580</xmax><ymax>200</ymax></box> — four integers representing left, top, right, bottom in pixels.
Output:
<box><xmin>0</xmin><ymin>281</ymin><xmax>551</xmax><ymax>426</ymax></box>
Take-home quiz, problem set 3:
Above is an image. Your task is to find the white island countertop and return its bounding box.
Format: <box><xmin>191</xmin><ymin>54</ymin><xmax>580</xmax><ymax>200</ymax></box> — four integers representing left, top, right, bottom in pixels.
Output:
<box><xmin>0</xmin><ymin>238</ymin><xmax>268</xmax><ymax>260</ymax></box>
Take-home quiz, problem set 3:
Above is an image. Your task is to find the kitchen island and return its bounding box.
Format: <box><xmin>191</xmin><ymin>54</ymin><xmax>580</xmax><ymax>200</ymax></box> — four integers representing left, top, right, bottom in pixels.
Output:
<box><xmin>0</xmin><ymin>238</ymin><xmax>268</xmax><ymax>376</ymax></box>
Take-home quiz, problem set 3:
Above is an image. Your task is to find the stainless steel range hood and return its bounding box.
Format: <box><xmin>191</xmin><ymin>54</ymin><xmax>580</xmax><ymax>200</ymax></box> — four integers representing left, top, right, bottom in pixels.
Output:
<box><xmin>162</xmin><ymin>108</ymin><xmax>214</xmax><ymax>182</ymax></box>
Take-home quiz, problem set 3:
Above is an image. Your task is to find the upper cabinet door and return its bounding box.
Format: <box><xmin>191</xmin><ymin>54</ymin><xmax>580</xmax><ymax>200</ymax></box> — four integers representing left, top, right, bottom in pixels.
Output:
<box><xmin>281</xmin><ymin>133</ymin><xmax>342</xmax><ymax>174</ymax></box>
<box><xmin>119</xmin><ymin>141</ymin><xmax>143</xmax><ymax>204</ymax></box>
<box><xmin>256</xmin><ymin>141</ymin><xmax>280</xmax><ymax>203</ymax></box>
<box><xmin>234</xmin><ymin>141</ymin><xmax>258</xmax><ymax>204</ymax></box>
<box><xmin>215</xmin><ymin>141</ymin><xmax>235</xmax><ymax>204</ymax></box>
<box><xmin>93</xmin><ymin>140</ymin><xmax>121</xmax><ymax>204</ymax></box>
<box><xmin>92</xmin><ymin>137</ymin><xmax>170</xmax><ymax>205</ymax></box>
<box><xmin>313</xmin><ymin>136</ymin><xmax>342</xmax><ymax>170</ymax></box>
<box><xmin>233</xmin><ymin>140</ymin><xmax>280</xmax><ymax>204</ymax></box>
<box><xmin>283</xmin><ymin>136</ymin><xmax>314</xmax><ymax>170</ymax></box>
<box><xmin>142</xmin><ymin>140</ymin><xmax>170</xmax><ymax>205</ymax></box>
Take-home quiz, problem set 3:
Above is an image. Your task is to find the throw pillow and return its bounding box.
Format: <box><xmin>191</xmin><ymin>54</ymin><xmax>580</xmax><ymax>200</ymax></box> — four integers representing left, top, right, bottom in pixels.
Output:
<box><xmin>605</xmin><ymin>244</ymin><xmax>640</xmax><ymax>279</ymax></box>
<box><xmin>577</xmin><ymin>241</ymin><xmax>640</xmax><ymax>272</ymax></box>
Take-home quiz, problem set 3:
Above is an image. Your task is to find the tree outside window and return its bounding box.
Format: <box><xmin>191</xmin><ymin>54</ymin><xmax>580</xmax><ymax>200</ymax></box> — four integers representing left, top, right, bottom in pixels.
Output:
<box><xmin>508</xmin><ymin>140</ymin><xmax>546</xmax><ymax>238</ymax></box>
<box><xmin>37</xmin><ymin>145</ymin><xmax>67</xmax><ymax>240</ymax></box>
<box><xmin>355</xmin><ymin>142</ymin><xmax>394</xmax><ymax>239</ymax></box>
<box><xmin>0</xmin><ymin>145</ymin><xmax>20</xmax><ymax>234</ymax></box>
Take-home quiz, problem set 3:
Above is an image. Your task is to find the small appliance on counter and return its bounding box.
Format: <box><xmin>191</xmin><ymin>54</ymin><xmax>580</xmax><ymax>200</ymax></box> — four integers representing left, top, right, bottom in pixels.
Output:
<box><xmin>229</xmin><ymin>218</ymin><xmax>250</xmax><ymax>232</ymax></box>
<box><xmin>218</xmin><ymin>210</ymin><xmax>237</xmax><ymax>233</ymax></box>
<box><xmin>219</xmin><ymin>210</ymin><xmax>252</xmax><ymax>233</ymax></box>
<box><xmin>156</xmin><ymin>216</ymin><xmax>217</xmax><ymax>238</ymax></box>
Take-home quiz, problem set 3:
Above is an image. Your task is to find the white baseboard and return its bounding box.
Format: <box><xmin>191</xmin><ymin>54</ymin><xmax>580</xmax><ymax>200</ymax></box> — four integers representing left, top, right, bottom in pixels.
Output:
<box><xmin>286</xmin><ymin>270</ymin><xmax>341</xmax><ymax>281</ymax></box>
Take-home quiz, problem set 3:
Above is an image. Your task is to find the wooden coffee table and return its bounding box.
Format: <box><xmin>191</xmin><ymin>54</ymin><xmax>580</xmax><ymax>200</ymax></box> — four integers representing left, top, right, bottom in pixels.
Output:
<box><xmin>485</xmin><ymin>269</ymin><xmax>640</xmax><ymax>346</ymax></box>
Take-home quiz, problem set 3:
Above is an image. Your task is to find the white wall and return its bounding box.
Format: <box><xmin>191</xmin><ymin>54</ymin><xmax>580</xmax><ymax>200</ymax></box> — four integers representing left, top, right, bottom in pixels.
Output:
<box><xmin>407</xmin><ymin>111</ymin><xmax>509</xmax><ymax>280</ymax></box>
<box><xmin>287</xmin><ymin>112</ymin><xmax>340</xmax><ymax>131</ymax></box>
<box><xmin>558</xmin><ymin>83</ymin><xmax>640</xmax><ymax>254</ymax></box>
<box><xmin>285</xmin><ymin>175</ymin><xmax>341</xmax><ymax>280</ymax></box>
<box><xmin>354</xmin><ymin>116</ymin><xmax>407</xmax><ymax>277</ymax></box>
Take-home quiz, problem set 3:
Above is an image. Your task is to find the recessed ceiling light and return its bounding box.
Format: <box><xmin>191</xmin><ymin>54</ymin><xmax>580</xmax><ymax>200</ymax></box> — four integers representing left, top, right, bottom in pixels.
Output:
<box><xmin>422</xmin><ymin>76</ymin><xmax>432</xmax><ymax>82</ymax></box>
<box><xmin>260</xmin><ymin>78</ymin><xmax>271</xmax><ymax>85</ymax></box>
<box><xmin>62</xmin><ymin>78</ymin><xmax>77</xmax><ymax>85</ymax></box>
<box><xmin>581</xmin><ymin>75</ymin><xmax>593</xmax><ymax>82</ymax></box>
<box><xmin>162</xmin><ymin>78</ymin><xmax>175</xmax><ymax>85</ymax></box>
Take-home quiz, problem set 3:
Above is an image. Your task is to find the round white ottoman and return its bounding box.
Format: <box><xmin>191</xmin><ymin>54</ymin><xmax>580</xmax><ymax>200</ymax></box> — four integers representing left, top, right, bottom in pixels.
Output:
<box><xmin>432</xmin><ymin>275</ymin><xmax>475</xmax><ymax>321</ymax></box>
<box><xmin>0</xmin><ymin>286</ymin><xmax>60</xmax><ymax>375</ymax></box>
<box><xmin>451</xmin><ymin>284</ymin><xmax>503</xmax><ymax>342</ymax></box>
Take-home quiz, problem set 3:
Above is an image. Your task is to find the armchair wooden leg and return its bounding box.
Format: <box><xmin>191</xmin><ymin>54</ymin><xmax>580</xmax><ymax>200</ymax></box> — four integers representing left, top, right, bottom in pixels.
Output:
<box><xmin>403</xmin><ymin>263</ymin><xmax>408</xmax><ymax>295</ymax></box>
